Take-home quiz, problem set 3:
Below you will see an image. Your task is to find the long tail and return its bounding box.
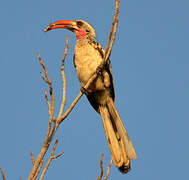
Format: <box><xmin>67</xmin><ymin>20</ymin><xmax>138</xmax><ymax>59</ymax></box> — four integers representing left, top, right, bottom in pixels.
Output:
<box><xmin>99</xmin><ymin>97</ymin><xmax>137</xmax><ymax>173</ymax></box>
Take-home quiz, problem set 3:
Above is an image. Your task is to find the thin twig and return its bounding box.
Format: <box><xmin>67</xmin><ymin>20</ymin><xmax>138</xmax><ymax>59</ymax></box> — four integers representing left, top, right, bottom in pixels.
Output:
<box><xmin>103</xmin><ymin>159</ymin><xmax>112</xmax><ymax>180</ymax></box>
<box><xmin>33</xmin><ymin>159</ymin><xmax>44</xmax><ymax>180</ymax></box>
<box><xmin>30</xmin><ymin>150</ymin><xmax>35</xmax><ymax>166</ymax></box>
<box><xmin>54</xmin><ymin>152</ymin><xmax>64</xmax><ymax>159</ymax></box>
<box><xmin>59</xmin><ymin>91</ymin><xmax>83</xmax><ymax>123</ymax></box>
<box><xmin>97</xmin><ymin>153</ymin><xmax>104</xmax><ymax>180</ymax></box>
<box><xmin>38</xmin><ymin>52</ymin><xmax>55</xmax><ymax>123</ymax></box>
<box><xmin>104</xmin><ymin>5</ymin><xmax>117</xmax><ymax>54</ymax></box>
<box><xmin>39</xmin><ymin>140</ymin><xmax>57</xmax><ymax>180</ymax></box>
<box><xmin>57</xmin><ymin>36</ymin><xmax>68</xmax><ymax>119</ymax></box>
<box><xmin>97</xmin><ymin>155</ymin><xmax>112</xmax><ymax>180</ymax></box>
<box><xmin>44</xmin><ymin>89</ymin><xmax>51</xmax><ymax>116</ymax></box>
<box><xmin>40</xmin><ymin>72</ymin><xmax>47</xmax><ymax>83</ymax></box>
<box><xmin>0</xmin><ymin>167</ymin><xmax>6</xmax><ymax>180</ymax></box>
<box><xmin>38</xmin><ymin>53</ymin><xmax>56</xmax><ymax>147</ymax></box>
<box><xmin>105</xmin><ymin>0</ymin><xmax>120</xmax><ymax>60</ymax></box>
<box><xmin>40</xmin><ymin>140</ymin><xmax>64</xmax><ymax>180</ymax></box>
<box><xmin>48</xmin><ymin>92</ymin><xmax>83</xmax><ymax>142</ymax></box>
<box><xmin>28</xmin><ymin>53</ymin><xmax>56</xmax><ymax>180</ymax></box>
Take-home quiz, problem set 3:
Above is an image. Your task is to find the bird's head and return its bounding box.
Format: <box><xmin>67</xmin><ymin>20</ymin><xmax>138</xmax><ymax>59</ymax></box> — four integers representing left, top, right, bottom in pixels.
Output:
<box><xmin>45</xmin><ymin>20</ymin><xmax>96</xmax><ymax>41</ymax></box>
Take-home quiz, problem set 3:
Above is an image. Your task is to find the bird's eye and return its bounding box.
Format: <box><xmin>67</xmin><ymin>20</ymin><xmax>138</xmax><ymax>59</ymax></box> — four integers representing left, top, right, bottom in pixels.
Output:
<box><xmin>86</xmin><ymin>29</ymin><xmax>90</xmax><ymax>33</ymax></box>
<box><xmin>77</xmin><ymin>21</ymin><xmax>83</xmax><ymax>27</ymax></box>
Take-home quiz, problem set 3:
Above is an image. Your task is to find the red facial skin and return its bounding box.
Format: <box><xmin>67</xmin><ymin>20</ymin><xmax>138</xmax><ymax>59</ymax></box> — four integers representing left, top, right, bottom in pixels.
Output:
<box><xmin>45</xmin><ymin>20</ymin><xmax>87</xmax><ymax>40</ymax></box>
<box><xmin>75</xmin><ymin>28</ymin><xmax>87</xmax><ymax>39</ymax></box>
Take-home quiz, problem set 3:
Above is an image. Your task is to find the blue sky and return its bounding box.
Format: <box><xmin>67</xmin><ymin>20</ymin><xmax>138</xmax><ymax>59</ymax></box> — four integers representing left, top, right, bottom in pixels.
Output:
<box><xmin>0</xmin><ymin>0</ymin><xmax>189</xmax><ymax>179</ymax></box>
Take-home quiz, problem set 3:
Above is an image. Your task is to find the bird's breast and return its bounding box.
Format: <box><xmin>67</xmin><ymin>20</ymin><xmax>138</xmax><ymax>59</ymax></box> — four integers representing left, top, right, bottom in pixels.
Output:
<box><xmin>74</xmin><ymin>42</ymin><xmax>105</xmax><ymax>90</ymax></box>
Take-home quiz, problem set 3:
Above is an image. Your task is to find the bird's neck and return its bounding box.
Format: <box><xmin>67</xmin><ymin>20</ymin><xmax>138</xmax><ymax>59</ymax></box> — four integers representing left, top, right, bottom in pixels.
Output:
<box><xmin>76</xmin><ymin>38</ymin><xmax>89</xmax><ymax>48</ymax></box>
<box><xmin>76</xmin><ymin>35</ymin><xmax>96</xmax><ymax>45</ymax></box>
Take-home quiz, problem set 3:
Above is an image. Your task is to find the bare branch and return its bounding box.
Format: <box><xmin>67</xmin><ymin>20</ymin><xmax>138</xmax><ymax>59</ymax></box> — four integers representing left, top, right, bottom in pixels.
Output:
<box><xmin>57</xmin><ymin>36</ymin><xmax>69</xmax><ymax>119</ymax></box>
<box><xmin>38</xmin><ymin>52</ymin><xmax>55</xmax><ymax>122</ymax></box>
<box><xmin>40</xmin><ymin>140</ymin><xmax>64</xmax><ymax>180</ymax></box>
<box><xmin>53</xmin><ymin>152</ymin><xmax>64</xmax><ymax>159</ymax></box>
<box><xmin>59</xmin><ymin>91</ymin><xmax>83</xmax><ymax>123</ymax></box>
<box><xmin>97</xmin><ymin>154</ymin><xmax>112</xmax><ymax>180</ymax></box>
<box><xmin>0</xmin><ymin>167</ymin><xmax>6</xmax><ymax>180</ymax></box>
<box><xmin>105</xmin><ymin>0</ymin><xmax>120</xmax><ymax>60</ymax></box>
<box><xmin>40</xmin><ymin>71</ymin><xmax>47</xmax><ymax>83</ymax></box>
<box><xmin>33</xmin><ymin>159</ymin><xmax>44</xmax><ymax>180</ymax></box>
<box><xmin>28</xmin><ymin>38</ymin><xmax>69</xmax><ymax>180</ymax></box>
<box><xmin>103</xmin><ymin>159</ymin><xmax>112</xmax><ymax>180</ymax></box>
<box><xmin>97</xmin><ymin>153</ymin><xmax>104</xmax><ymax>180</ymax></box>
<box><xmin>44</xmin><ymin>89</ymin><xmax>51</xmax><ymax>116</ymax></box>
<box><xmin>38</xmin><ymin>53</ymin><xmax>51</xmax><ymax>85</ymax></box>
<box><xmin>38</xmin><ymin>53</ymin><xmax>55</xmax><ymax>148</ymax></box>
<box><xmin>30</xmin><ymin>150</ymin><xmax>35</xmax><ymax>166</ymax></box>
<box><xmin>39</xmin><ymin>141</ymin><xmax>57</xmax><ymax>180</ymax></box>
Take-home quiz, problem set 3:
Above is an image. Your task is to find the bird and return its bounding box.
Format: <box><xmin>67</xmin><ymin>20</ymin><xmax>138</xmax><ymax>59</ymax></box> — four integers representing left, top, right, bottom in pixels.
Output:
<box><xmin>45</xmin><ymin>19</ymin><xmax>137</xmax><ymax>173</ymax></box>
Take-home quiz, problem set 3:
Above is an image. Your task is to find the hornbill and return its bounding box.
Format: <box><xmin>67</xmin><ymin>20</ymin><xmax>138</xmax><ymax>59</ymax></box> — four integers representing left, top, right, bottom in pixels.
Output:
<box><xmin>45</xmin><ymin>20</ymin><xmax>137</xmax><ymax>173</ymax></box>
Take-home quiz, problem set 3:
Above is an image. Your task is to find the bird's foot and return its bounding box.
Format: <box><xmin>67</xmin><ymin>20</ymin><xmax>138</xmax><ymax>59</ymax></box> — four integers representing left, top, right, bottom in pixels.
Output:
<box><xmin>80</xmin><ymin>87</ymin><xmax>90</xmax><ymax>95</ymax></box>
<box><xmin>96</xmin><ymin>65</ymin><xmax>103</xmax><ymax>77</ymax></box>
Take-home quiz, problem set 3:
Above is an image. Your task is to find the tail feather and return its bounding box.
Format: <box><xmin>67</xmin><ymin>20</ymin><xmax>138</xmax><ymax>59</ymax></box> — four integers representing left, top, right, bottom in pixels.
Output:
<box><xmin>99</xmin><ymin>97</ymin><xmax>137</xmax><ymax>174</ymax></box>
<box><xmin>107</xmin><ymin>97</ymin><xmax>137</xmax><ymax>160</ymax></box>
<box><xmin>99</xmin><ymin>106</ymin><xmax>123</xmax><ymax>167</ymax></box>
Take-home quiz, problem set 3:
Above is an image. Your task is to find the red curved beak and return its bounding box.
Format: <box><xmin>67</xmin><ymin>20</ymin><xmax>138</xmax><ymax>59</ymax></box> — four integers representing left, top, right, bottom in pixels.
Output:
<box><xmin>45</xmin><ymin>20</ymin><xmax>77</xmax><ymax>32</ymax></box>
